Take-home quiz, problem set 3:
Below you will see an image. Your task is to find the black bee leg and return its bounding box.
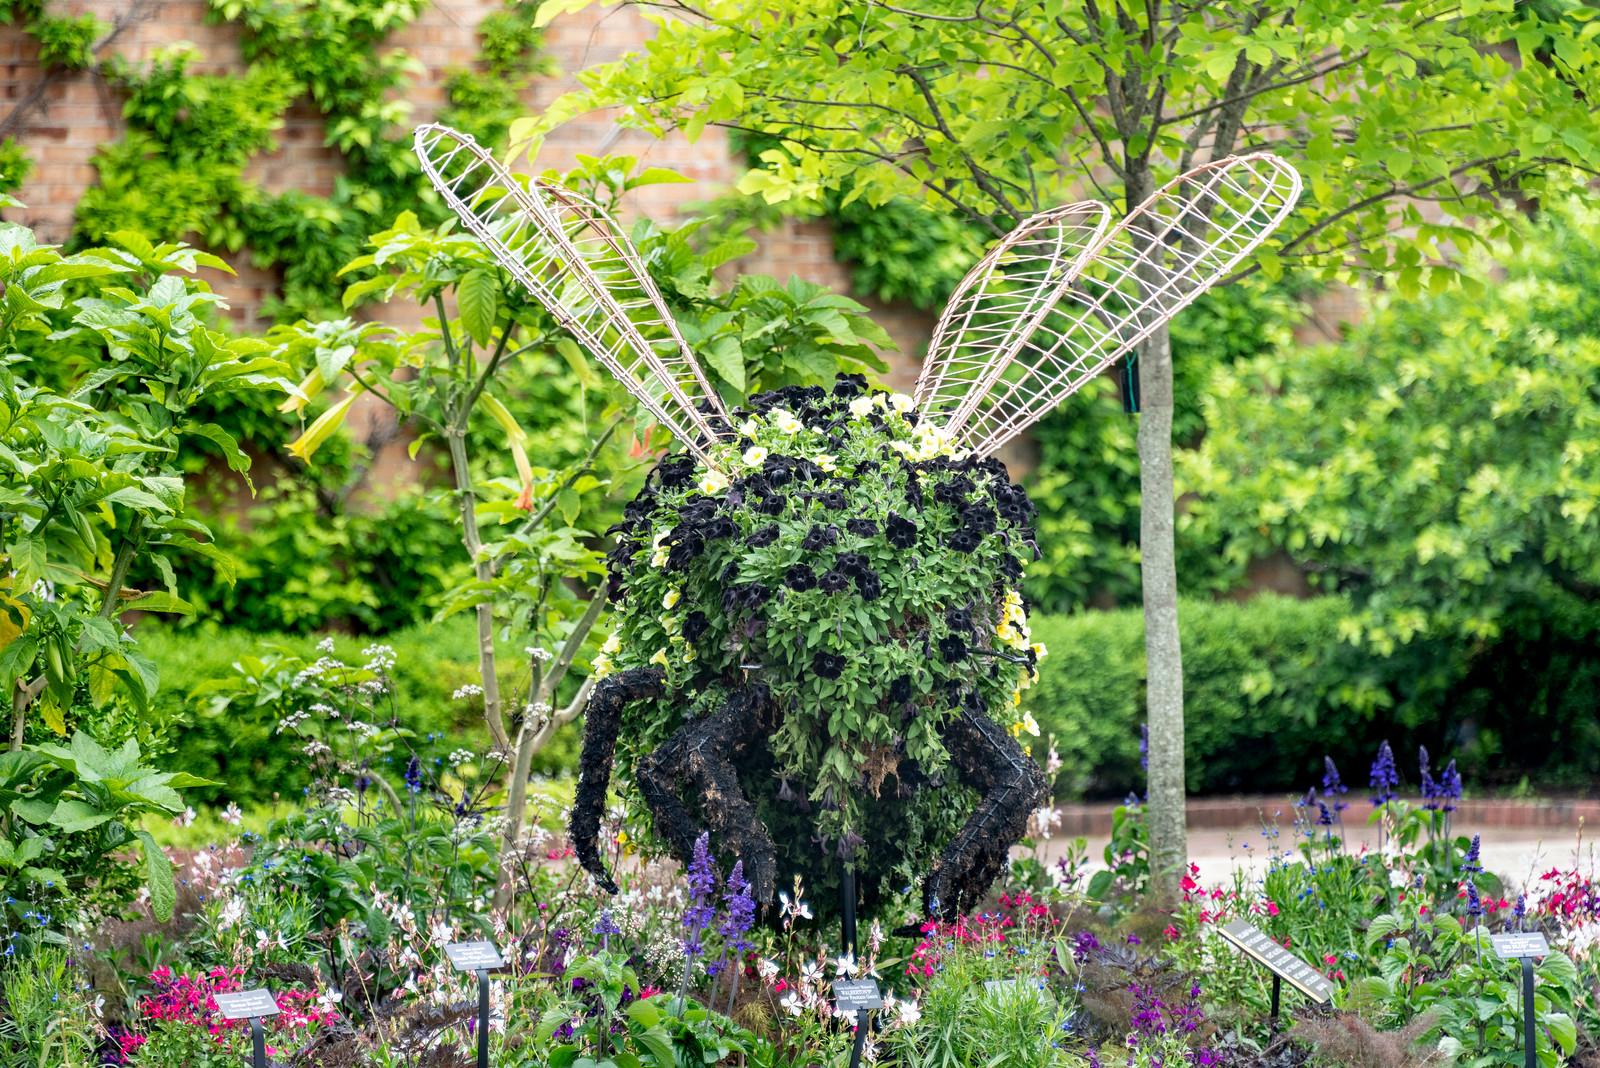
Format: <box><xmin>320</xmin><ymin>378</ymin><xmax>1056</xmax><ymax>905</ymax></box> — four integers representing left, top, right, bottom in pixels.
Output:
<box><xmin>637</xmin><ymin>682</ymin><xmax>781</xmax><ymax>907</ymax></box>
<box><xmin>570</xmin><ymin>666</ymin><xmax>665</xmax><ymax>893</ymax></box>
<box><xmin>923</xmin><ymin>705</ymin><xmax>1049</xmax><ymax>919</ymax></box>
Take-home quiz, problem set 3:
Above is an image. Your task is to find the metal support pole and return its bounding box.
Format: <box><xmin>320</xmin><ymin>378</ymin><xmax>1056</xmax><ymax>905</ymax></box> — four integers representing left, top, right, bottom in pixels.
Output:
<box><xmin>848</xmin><ymin>1007</ymin><xmax>869</xmax><ymax>1068</ymax></box>
<box><xmin>840</xmin><ymin>866</ymin><xmax>858</xmax><ymax>961</ymax></box>
<box><xmin>249</xmin><ymin>1017</ymin><xmax>267</xmax><ymax>1068</ymax></box>
<box><xmin>477</xmin><ymin>967</ymin><xmax>490</xmax><ymax>1068</ymax></box>
<box><xmin>1522</xmin><ymin>958</ymin><xmax>1536</xmax><ymax>1068</ymax></box>
<box><xmin>1268</xmin><ymin>974</ymin><xmax>1281</xmax><ymax>1033</ymax></box>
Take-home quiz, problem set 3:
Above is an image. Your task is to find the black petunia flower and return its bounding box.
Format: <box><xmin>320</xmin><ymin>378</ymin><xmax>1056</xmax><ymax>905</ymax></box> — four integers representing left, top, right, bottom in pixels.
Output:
<box><xmin>682</xmin><ymin>611</ymin><xmax>709</xmax><ymax>643</ymax></box>
<box><xmin>998</xmin><ymin>553</ymin><xmax>1023</xmax><ymax>580</ymax></box>
<box><xmin>741</xmin><ymin>583</ymin><xmax>773</xmax><ymax>609</ymax></box>
<box><xmin>747</xmin><ymin>524</ymin><xmax>780</xmax><ymax>548</ymax></box>
<box><xmin>784</xmin><ymin>563</ymin><xmax>818</xmax><ymax>591</ymax></box>
<box><xmin>755</xmin><ymin>492</ymin><xmax>788</xmax><ymax>516</ymax></box>
<box><xmin>801</xmin><ymin>524</ymin><xmax>839</xmax><ymax>552</ymax></box>
<box><xmin>938</xmin><ymin>634</ymin><xmax>968</xmax><ymax>662</ymax></box>
<box><xmin>818</xmin><ymin>490</ymin><xmax>848</xmax><ymax>511</ymax></box>
<box><xmin>656</xmin><ymin>454</ymin><xmax>697</xmax><ymax>489</ymax></box>
<box><xmin>702</xmin><ymin>515</ymin><xmax>738</xmax><ymax>541</ymax></box>
<box><xmin>945</xmin><ymin>605</ymin><xmax>972</xmax><ymax>632</ymax></box>
<box><xmin>947</xmin><ymin>529</ymin><xmax>981</xmax><ymax>553</ymax></box>
<box><xmin>854</xmin><ymin>570</ymin><xmax>882</xmax><ymax>601</ymax></box>
<box><xmin>819</xmin><ymin>569</ymin><xmax>849</xmax><ymax>595</ymax></box>
<box><xmin>887</xmin><ymin>675</ymin><xmax>913</xmax><ymax>704</ymax></box>
<box><xmin>846</xmin><ymin>518</ymin><xmax>879</xmax><ymax>537</ymax></box>
<box><xmin>885</xmin><ymin>513</ymin><xmax>918</xmax><ymax>549</ymax></box>
<box><xmin>960</xmin><ymin>503</ymin><xmax>997</xmax><ymax>535</ymax></box>
<box><xmin>812</xmin><ymin>650</ymin><xmax>847</xmax><ymax>679</ymax></box>
<box><xmin>832</xmin><ymin>373</ymin><xmax>868</xmax><ymax>399</ymax></box>
<box><xmin>666</xmin><ymin>533</ymin><xmax>705</xmax><ymax>569</ymax></box>
<box><xmin>934</xmin><ymin>475</ymin><xmax>975</xmax><ymax>505</ymax></box>
<box><xmin>836</xmin><ymin>551</ymin><xmax>869</xmax><ymax>576</ymax></box>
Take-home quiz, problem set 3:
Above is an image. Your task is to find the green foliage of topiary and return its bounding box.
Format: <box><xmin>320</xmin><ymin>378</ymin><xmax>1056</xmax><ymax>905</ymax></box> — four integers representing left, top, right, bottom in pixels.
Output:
<box><xmin>600</xmin><ymin>377</ymin><xmax>1044</xmax><ymax>904</ymax></box>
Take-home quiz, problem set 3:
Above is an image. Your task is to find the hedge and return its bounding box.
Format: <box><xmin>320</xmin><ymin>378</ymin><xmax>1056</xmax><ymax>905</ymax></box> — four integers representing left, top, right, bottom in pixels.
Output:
<box><xmin>136</xmin><ymin>593</ymin><xmax>1600</xmax><ymax>809</ymax></box>
<box><xmin>1024</xmin><ymin>594</ymin><xmax>1600</xmax><ymax>800</ymax></box>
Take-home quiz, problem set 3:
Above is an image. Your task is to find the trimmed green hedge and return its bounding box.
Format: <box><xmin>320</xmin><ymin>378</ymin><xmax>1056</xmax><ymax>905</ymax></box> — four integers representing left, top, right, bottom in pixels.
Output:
<box><xmin>1025</xmin><ymin>595</ymin><xmax>1600</xmax><ymax>800</ymax></box>
<box><xmin>134</xmin><ymin>618</ymin><xmax>581</xmax><ymax>807</ymax></box>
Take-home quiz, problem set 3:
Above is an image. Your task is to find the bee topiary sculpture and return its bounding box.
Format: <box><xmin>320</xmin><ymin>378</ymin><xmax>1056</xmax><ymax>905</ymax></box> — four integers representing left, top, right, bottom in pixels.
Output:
<box><xmin>413</xmin><ymin>125</ymin><xmax>1300</xmax><ymax>919</ymax></box>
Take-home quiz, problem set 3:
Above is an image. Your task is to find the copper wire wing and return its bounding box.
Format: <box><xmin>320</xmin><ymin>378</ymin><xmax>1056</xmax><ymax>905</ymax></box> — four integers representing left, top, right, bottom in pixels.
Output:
<box><xmin>411</xmin><ymin>123</ymin><xmax>731</xmax><ymax>465</ymax></box>
<box><xmin>916</xmin><ymin>154</ymin><xmax>1303</xmax><ymax>457</ymax></box>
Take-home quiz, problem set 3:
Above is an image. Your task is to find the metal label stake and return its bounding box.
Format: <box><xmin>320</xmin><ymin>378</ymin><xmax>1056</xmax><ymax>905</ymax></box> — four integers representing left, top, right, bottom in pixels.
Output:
<box><xmin>1492</xmin><ymin>931</ymin><xmax>1550</xmax><ymax>1068</ymax></box>
<box><xmin>833</xmin><ymin>979</ymin><xmax>882</xmax><ymax>1068</ymax></box>
<box><xmin>1215</xmin><ymin>919</ymin><xmax>1333</xmax><ymax>1032</ymax></box>
<box><xmin>446</xmin><ymin>940</ymin><xmax>505</xmax><ymax>1068</ymax></box>
<box><xmin>214</xmin><ymin>989</ymin><xmax>279</xmax><ymax>1068</ymax></box>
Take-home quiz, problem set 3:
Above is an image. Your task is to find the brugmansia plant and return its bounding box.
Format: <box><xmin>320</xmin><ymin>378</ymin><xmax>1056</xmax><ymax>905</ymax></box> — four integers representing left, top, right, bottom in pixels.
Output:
<box><xmin>413</xmin><ymin>124</ymin><xmax>1297</xmax><ymax>920</ymax></box>
<box><xmin>0</xmin><ymin>208</ymin><xmax>265</xmax><ymax>935</ymax></box>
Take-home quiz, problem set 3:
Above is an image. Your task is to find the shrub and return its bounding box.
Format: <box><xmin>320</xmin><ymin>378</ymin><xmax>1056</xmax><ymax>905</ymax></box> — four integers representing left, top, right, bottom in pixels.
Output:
<box><xmin>134</xmin><ymin>618</ymin><xmax>581</xmax><ymax>808</ymax></box>
<box><xmin>1025</xmin><ymin>594</ymin><xmax>1600</xmax><ymax>799</ymax></box>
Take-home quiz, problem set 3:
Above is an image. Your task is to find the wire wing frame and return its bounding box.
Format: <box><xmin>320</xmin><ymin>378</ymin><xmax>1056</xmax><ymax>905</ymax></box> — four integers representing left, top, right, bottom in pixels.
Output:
<box><xmin>412</xmin><ymin>123</ymin><xmax>731</xmax><ymax>464</ymax></box>
<box><xmin>916</xmin><ymin>154</ymin><xmax>1302</xmax><ymax>457</ymax></box>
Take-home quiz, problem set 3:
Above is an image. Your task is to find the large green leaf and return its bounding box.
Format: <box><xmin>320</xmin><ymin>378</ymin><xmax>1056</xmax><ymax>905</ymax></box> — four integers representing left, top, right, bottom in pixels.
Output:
<box><xmin>457</xmin><ymin>268</ymin><xmax>500</xmax><ymax>347</ymax></box>
<box><xmin>137</xmin><ymin>830</ymin><xmax>176</xmax><ymax>922</ymax></box>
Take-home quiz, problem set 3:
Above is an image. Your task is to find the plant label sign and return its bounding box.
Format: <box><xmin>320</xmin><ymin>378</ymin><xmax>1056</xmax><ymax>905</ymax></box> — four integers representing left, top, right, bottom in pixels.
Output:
<box><xmin>833</xmin><ymin>979</ymin><xmax>883</xmax><ymax>1014</ymax></box>
<box><xmin>445</xmin><ymin>940</ymin><xmax>505</xmax><ymax>973</ymax></box>
<box><xmin>1491</xmin><ymin>932</ymin><xmax>1550</xmax><ymax>960</ymax></box>
<box><xmin>214</xmin><ymin>989</ymin><xmax>280</xmax><ymax>1021</ymax></box>
<box><xmin>1217</xmin><ymin>919</ymin><xmax>1334</xmax><ymax>1004</ymax></box>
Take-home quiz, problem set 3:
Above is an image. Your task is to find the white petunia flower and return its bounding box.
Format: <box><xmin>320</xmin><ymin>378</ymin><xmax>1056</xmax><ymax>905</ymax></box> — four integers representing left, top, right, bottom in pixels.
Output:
<box><xmin>742</xmin><ymin>446</ymin><xmax>769</xmax><ymax>467</ymax></box>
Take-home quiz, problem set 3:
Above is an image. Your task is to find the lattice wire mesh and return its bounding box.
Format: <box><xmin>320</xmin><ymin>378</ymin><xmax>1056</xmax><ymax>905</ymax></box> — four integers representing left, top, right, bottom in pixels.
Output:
<box><xmin>412</xmin><ymin>123</ymin><xmax>730</xmax><ymax>463</ymax></box>
<box><xmin>914</xmin><ymin>201</ymin><xmax>1111</xmax><ymax>432</ymax></box>
<box><xmin>919</xmin><ymin>154</ymin><xmax>1302</xmax><ymax>457</ymax></box>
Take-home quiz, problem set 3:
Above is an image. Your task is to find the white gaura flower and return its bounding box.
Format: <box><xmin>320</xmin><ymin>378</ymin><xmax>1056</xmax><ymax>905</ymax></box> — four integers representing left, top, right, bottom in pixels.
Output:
<box><xmin>219</xmin><ymin>897</ymin><xmax>246</xmax><ymax>930</ymax></box>
<box><xmin>781</xmin><ymin>991</ymin><xmax>805</xmax><ymax>1016</ymax></box>
<box><xmin>833</xmin><ymin>953</ymin><xmax>857</xmax><ymax>977</ymax></box>
<box><xmin>430</xmin><ymin>921</ymin><xmax>453</xmax><ymax>947</ymax></box>
<box><xmin>699</xmin><ymin>468</ymin><xmax>729</xmax><ymax>495</ymax></box>
<box><xmin>894</xmin><ymin>997</ymin><xmax>922</xmax><ymax>1027</ymax></box>
<box><xmin>770</xmin><ymin>408</ymin><xmax>803</xmax><ymax>434</ymax></box>
<box><xmin>220</xmin><ymin>803</ymin><xmax>243</xmax><ymax>826</ymax></box>
<box><xmin>742</xmin><ymin>445</ymin><xmax>769</xmax><ymax>467</ymax></box>
<box><xmin>173</xmin><ymin>806</ymin><xmax>197</xmax><ymax>828</ymax></box>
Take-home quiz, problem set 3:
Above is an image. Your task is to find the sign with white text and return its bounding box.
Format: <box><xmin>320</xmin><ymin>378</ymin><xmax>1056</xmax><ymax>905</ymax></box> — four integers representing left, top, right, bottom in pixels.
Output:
<box><xmin>1217</xmin><ymin>919</ymin><xmax>1334</xmax><ymax>1003</ymax></box>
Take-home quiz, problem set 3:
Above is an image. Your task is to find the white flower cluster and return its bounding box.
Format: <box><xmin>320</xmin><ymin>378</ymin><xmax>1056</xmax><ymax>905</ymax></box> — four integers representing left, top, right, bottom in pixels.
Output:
<box><xmin>362</xmin><ymin>643</ymin><xmax>397</xmax><ymax>672</ymax></box>
<box><xmin>448</xmin><ymin>749</ymin><xmax>475</xmax><ymax>767</ymax></box>
<box><xmin>452</xmin><ymin>683</ymin><xmax>484</xmax><ymax>701</ymax></box>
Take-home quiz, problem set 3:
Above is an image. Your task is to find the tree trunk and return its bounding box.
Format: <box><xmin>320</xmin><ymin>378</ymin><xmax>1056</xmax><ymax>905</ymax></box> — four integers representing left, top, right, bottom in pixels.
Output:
<box><xmin>1136</xmin><ymin>320</ymin><xmax>1188</xmax><ymax>905</ymax></box>
<box><xmin>445</xmin><ymin>428</ymin><xmax>508</xmax><ymax>753</ymax></box>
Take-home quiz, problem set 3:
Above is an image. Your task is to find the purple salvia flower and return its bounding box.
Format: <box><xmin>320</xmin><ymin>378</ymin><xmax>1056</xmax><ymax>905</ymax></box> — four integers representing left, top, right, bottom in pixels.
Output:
<box><xmin>1440</xmin><ymin>760</ymin><xmax>1462</xmax><ymax>813</ymax></box>
<box><xmin>1322</xmin><ymin>757</ymin><xmax>1349</xmax><ymax>812</ymax></box>
<box><xmin>681</xmin><ymin>832</ymin><xmax>718</xmax><ymax>959</ymax></box>
<box><xmin>403</xmin><ymin>755</ymin><xmax>422</xmax><ymax>795</ymax></box>
<box><xmin>1369</xmin><ymin>741</ymin><xmax>1399</xmax><ymax>806</ymax></box>
<box><xmin>1462</xmin><ymin>834</ymin><xmax>1483</xmax><ymax>875</ymax></box>
<box><xmin>1419</xmin><ymin>746</ymin><xmax>1440</xmax><ymax>810</ymax></box>
<box><xmin>1466</xmin><ymin>881</ymin><xmax>1483</xmax><ymax>921</ymax></box>
<box><xmin>719</xmin><ymin>860</ymin><xmax>756</xmax><ymax>954</ymax></box>
<box><xmin>595</xmin><ymin>909</ymin><xmax>621</xmax><ymax>951</ymax></box>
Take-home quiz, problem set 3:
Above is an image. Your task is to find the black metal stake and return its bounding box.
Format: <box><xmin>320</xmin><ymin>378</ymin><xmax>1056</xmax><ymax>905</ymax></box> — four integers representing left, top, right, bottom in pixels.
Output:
<box><xmin>1268</xmin><ymin>974</ymin><xmax>1282</xmax><ymax>1034</ymax></box>
<box><xmin>840</xmin><ymin>865</ymin><xmax>858</xmax><ymax>961</ymax></box>
<box><xmin>249</xmin><ymin>1017</ymin><xmax>267</xmax><ymax>1068</ymax></box>
<box><xmin>476</xmin><ymin>967</ymin><xmax>491</xmax><ymax>1068</ymax></box>
<box><xmin>1522</xmin><ymin>958</ymin><xmax>1536</xmax><ymax>1068</ymax></box>
<box><xmin>848</xmin><ymin>1007</ymin><xmax>869</xmax><ymax>1068</ymax></box>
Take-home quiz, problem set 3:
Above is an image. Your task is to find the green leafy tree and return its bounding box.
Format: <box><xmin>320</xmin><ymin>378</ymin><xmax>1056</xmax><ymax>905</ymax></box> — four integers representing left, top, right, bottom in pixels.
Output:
<box><xmin>521</xmin><ymin>0</ymin><xmax>1600</xmax><ymax>899</ymax></box>
<box><xmin>1183</xmin><ymin>199</ymin><xmax>1600</xmax><ymax>666</ymax></box>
